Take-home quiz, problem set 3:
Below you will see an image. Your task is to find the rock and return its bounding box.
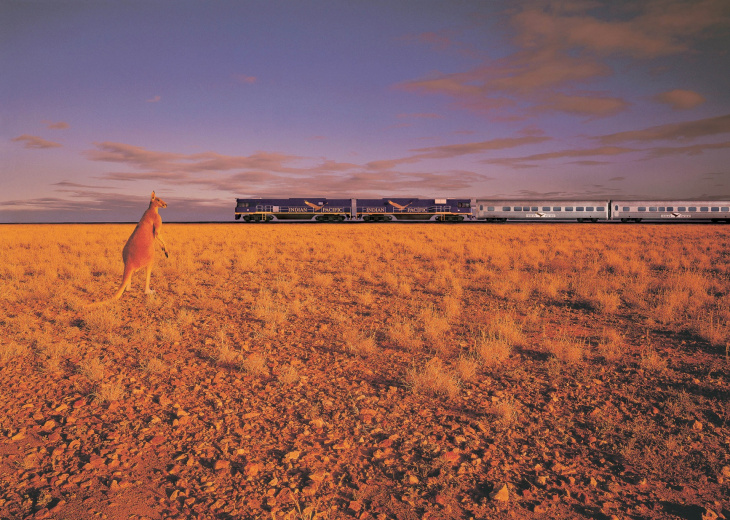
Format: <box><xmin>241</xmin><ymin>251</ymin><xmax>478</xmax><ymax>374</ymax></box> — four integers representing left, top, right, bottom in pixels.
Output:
<box><xmin>245</xmin><ymin>463</ymin><xmax>260</xmax><ymax>477</ymax></box>
<box><xmin>348</xmin><ymin>500</ymin><xmax>362</xmax><ymax>513</ymax></box>
<box><xmin>702</xmin><ymin>508</ymin><xmax>719</xmax><ymax>520</ymax></box>
<box><xmin>490</xmin><ymin>483</ymin><xmax>510</xmax><ymax>502</ymax></box>
<box><xmin>442</xmin><ymin>450</ymin><xmax>460</xmax><ymax>464</ymax></box>
<box><xmin>214</xmin><ymin>459</ymin><xmax>230</xmax><ymax>471</ymax></box>
<box><xmin>149</xmin><ymin>435</ymin><xmax>165</xmax><ymax>446</ymax></box>
<box><xmin>721</xmin><ymin>466</ymin><xmax>730</xmax><ymax>478</ymax></box>
<box><xmin>692</xmin><ymin>420</ymin><xmax>703</xmax><ymax>431</ymax></box>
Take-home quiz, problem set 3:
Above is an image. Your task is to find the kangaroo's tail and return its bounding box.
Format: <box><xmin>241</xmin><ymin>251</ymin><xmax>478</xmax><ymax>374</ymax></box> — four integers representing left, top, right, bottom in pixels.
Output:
<box><xmin>112</xmin><ymin>265</ymin><xmax>134</xmax><ymax>300</ymax></box>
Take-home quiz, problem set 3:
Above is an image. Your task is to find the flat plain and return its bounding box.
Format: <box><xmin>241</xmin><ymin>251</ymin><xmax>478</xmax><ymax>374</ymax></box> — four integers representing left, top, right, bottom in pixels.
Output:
<box><xmin>0</xmin><ymin>223</ymin><xmax>729</xmax><ymax>520</ymax></box>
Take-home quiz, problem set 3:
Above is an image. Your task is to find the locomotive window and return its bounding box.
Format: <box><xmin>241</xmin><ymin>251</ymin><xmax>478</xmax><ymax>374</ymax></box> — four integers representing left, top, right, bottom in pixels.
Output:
<box><xmin>239</xmin><ymin>202</ymin><xmax>250</xmax><ymax>208</ymax></box>
<box><xmin>649</xmin><ymin>207</ymin><xmax>657</xmax><ymax>212</ymax></box>
<box><xmin>553</xmin><ymin>206</ymin><xmax>561</xmax><ymax>211</ymax></box>
<box><xmin>689</xmin><ymin>207</ymin><xmax>697</xmax><ymax>212</ymax></box>
<box><xmin>565</xmin><ymin>207</ymin><xmax>573</xmax><ymax>211</ymax></box>
<box><xmin>638</xmin><ymin>207</ymin><xmax>646</xmax><ymax>211</ymax></box>
<box><xmin>623</xmin><ymin>206</ymin><xmax>630</xmax><ymax>211</ymax></box>
<box><xmin>711</xmin><ymin>207</ymin><xmax>720</xmax><ymax>212</ymax></box>
<box><xmin>503</xmin><ymin>206</ymin><xmax>511</xmax><ymax>211</ymax></box>
<box><xmin>458</xmin><ymin>202</ymin><xmax>471</xmax><ymax>208</ymax></box>
<box><xmin>701</xmin><ymin>207</ymin><xmax>709</xmax><ymax>212</ymax></box>
<box><xmin>678</xmin><ymin>207</ymin><xmax>686</xmax><ymax>211</ymax></box>
<box><xmin>586</xmin><ymin>207</ymin><xmax>594</xmax><ymax>211</ymax></box>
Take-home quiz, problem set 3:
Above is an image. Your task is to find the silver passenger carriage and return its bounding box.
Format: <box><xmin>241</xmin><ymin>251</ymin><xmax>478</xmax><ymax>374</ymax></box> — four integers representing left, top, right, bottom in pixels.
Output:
<box><xmin>474</xmin><ymin>200</ymin><xmax>609</xmax><ymax>222</ymax></box>
<box><xmin>611</xmin><ymin>201</ymin><xmax>730</xmax><ymax>222</ymax></box>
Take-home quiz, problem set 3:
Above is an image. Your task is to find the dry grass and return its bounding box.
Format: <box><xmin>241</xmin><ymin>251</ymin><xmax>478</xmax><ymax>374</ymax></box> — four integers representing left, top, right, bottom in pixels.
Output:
<box><xmin>473</xmin><ymin>331</ymin><xmax>512</xmax><ymax>367</ymax></box>
<box><xmin>242</xmin><ymin>353</ymin><xmax>269</xmax><ymax>377</ymax></box>
<box><xmin>406</xmin><ymin>357</ymin><xmax>459</xmax><ymax>399</ymax></box>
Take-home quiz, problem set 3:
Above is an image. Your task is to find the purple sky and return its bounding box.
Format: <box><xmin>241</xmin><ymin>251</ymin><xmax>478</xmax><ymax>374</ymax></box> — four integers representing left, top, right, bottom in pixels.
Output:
<box><xmin>2</xmin><ymin>0</ymin><xmax>730</xmax><ymax>222</ymax></box>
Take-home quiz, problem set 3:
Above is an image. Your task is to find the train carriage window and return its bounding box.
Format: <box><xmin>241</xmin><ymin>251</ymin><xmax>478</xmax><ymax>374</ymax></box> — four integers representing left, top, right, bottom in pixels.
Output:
<box><xmin>503</xmin><ymin>206</ymin><xmax>511</xmax><ymax>211</ymax></box>
<box><xmin>723</xmin><ymin>207</ymin><xmax>729</xmax><ymax>212</ymax></box>
<box><xmin>487</xmin><ymin>206</ymin><xmax>495</xmax><ymax>211</ymax></box>
<box><xmin>658</xmin><ymin>207</ymin><xmax>665</xmax><ymax>211</ymax></box>
<box><xmin>614</xmin><ymin>205</ymin><xmax>618</xmax><ymax>211</ymax></box>
<box><xmin>623</xmin><ymin>206</ymin><xmax>630</xmax><ymax>211</ymax></box>
<box><xmin>701</xmin><ymin>207</ymin><xmax>709</xmax><ymax>212</ymax></box>
<box><xmin>666</xmin><ymin>207</ymin><xmax>673</xmax><ymax>211</ymax></box>
<box><xmin>553</xmin><ymin>206</ymin><xmax>561</xmax><ymax>211</ymax></box>
<box><xmin>689</xmin><ymin>207</ymin><xmax>697</xmax><ymax>212</ymax></box>
<box><xmin>576</xmin><ymin>207</ymin><xmax>584</xmax><ymax>211</ymax></box>
<box><xmin>565</xmin><ymin>207</ymin><xmax>574</xmax><ymax>211</ymax></box>
<box><xmin>638</xmin><ymin>207</ymin><xmax>647</xmax><ymax>211</ymax></box>
<box><xmin>678</xmin><ymin>206</ymin><xmax>686</xmax><ymax>211</ymax></box>
<box><xmin>597</xmin><ymin>207</ymin><xmax>605</xmax><ymax>211</ymax></box>
<box><xmin>542</xmin><ymin>206</ymin><xmax>550</xmax><ymax>211</ymax></box>
<box><xmin>712</xmin><ymin>207</ymin><xmax>720</xmax><ymax>212</ymax></box>
<box><xmin>479</xmin><ymin>205</ymin><xmax>483</xmax><ymax>211</ymax></box>
<box><xmin>586</xmin><ymin>206</ymin><xmax>595</xmax><ymax>211</ymax></box>
<box><xmin>649</xmin><ymin>207</ymin><xmax>657</xmax><ymax>212</ymax></box>
<box><xmin>530</xmin><ymin>206</ymin><xmax>537</xmax><ymax>211</ymax></box>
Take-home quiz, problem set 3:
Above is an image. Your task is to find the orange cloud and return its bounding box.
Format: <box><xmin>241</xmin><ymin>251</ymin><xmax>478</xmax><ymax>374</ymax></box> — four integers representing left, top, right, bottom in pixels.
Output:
<box><xmin>43</xmin><ymin>121</ymin><xmax>69</xmax><ymax>130</ymax></box>
<box><xmin>11</xmin><ymin>135</ymin><xmax>62</xmax><ymax>149</ymax></box>
<box><xmin>654</xmin><ymin>89</ymin><xmax>706</xmax><ymax>110</ymax></box>
<box><xmin>598</xmin><ymin>114</ymin><xmax>730</xmax><ymax>143</ymax></box>
<box><xmin>410</xmin><ymin>135</ymin><xmax>552</xmax><ymax>159</ymax></box>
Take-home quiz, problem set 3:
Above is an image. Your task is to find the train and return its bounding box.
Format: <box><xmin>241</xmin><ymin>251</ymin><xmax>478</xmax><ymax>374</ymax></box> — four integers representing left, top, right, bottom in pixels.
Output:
<box><xmin>234</xmin><ymin>197</ymin><xmax>730</xmax><ymax>223</ymax></box>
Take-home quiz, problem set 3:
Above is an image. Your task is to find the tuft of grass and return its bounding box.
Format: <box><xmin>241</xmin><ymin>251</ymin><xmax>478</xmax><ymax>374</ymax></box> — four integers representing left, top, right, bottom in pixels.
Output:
<box><xmin>474</xmin><ymin>331</ymin><xmax>512</xmax><ymax>367</ymax></box>
<box><xmin>0</xmin><ymin>341</ymin><xmax>29</xmax><ymax>364</ymax></box>
<box><xmin>455</xmin><ymin>355</ymin><xmax>478</xmax><ymax>383</ymax></box>
<box><xmin>242</xmin><ymin>353</ymin><xmax>269</xmax><ymax>377</ymax></box>
<box><xmin>95</xmin><ymin>380</ymin><xmax>125</xmax><ymax>403</ymax></box>
<box><xmin>79</xmin><ymin>357</ymin><xmax>105</xmax><ymax>382</ymax></box>
<box><xmin>640</xmin><ymin>349</ymin><xmax>668</xmax><ymax>372</ymax></box>
<box><xmin>278</xmin><ymin>363</ymin><xmax>300</xmax><ymax>385</ymax></box>
<box><xmin>343</xmin><ymin>328</ymin><xmax>377</xmax><ymax>357</ymax></box>
<box><xmin>388</xmin><ymin>318</ymin><xmax>422</xmax><ymax>351</ymax></box>
<box><xmin>141</xmin><ymin>357</ymin><xmax>168</xmax><ymax>374</ymax></box>
<box><xmin>406</xmin><ymin>357</ymin><xmax>459</xmax><ymax>399</ymax></box>
<box><xmin>546</xmin><ymin>336</ymin><xmax>585</xmax><ymax>364</ymax></box>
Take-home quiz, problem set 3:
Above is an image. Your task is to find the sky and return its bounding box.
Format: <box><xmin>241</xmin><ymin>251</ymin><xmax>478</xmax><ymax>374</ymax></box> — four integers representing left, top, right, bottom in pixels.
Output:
<box><xmin>2</xmin><ymin>0</ymin><xmax>730</xmax><ymax>222</ymax></box>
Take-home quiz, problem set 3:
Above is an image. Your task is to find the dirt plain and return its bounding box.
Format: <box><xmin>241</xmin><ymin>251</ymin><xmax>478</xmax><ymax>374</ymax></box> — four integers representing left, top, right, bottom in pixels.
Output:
<box><xmin>0</xmin><ymin>223</ymin><xmax>729</xmax><ymax>520</ymax></box>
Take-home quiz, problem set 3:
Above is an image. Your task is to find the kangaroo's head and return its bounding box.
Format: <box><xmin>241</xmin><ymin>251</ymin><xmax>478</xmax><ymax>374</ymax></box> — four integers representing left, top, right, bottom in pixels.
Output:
<box><xmin>150</xmin><ymin>191</ymin><xmax>168</xmax><ymax>209</ymax></box>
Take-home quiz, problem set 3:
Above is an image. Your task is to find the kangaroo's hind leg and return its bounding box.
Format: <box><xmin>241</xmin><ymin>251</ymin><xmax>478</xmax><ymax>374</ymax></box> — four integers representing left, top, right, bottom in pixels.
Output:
<box><xmin>144</xmin><ymin>263</ymin><xmax>155</xmax><ymax>295</ymax></box>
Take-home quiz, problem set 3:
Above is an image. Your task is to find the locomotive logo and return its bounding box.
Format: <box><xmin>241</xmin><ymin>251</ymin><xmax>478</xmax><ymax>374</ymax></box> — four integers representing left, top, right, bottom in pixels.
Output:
<box><xmin>304</xmin><ymin>200</ymin><xmax>325</xmax><ymax>211</ymax></box>
<box><xmin>388</xmin><ymin>200</ymin><xmax>414</xmax><ymax>211</ymax></box>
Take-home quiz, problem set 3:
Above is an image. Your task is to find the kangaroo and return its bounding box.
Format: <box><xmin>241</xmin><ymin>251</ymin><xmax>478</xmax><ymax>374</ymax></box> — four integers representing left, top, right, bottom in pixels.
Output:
<box><xmin>112</xmin><ymin>192</ymin><xmax>169</xmax><ymax>299</ymax></box>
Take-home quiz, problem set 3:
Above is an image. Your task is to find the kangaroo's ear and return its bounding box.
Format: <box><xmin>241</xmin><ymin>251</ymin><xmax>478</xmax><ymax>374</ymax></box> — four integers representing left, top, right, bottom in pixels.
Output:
<box><xmin>151</xmin><ymin>191</ymin><xmax>156</xmax><ymax>200</ymax></box>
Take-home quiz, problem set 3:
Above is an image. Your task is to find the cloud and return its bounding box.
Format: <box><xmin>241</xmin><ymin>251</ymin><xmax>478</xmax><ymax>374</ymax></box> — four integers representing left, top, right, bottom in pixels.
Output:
<box><xmin>397</xmin><ymin>113</ymin><xmax>442</xmax><ymax>119</ymax></box>
<box><xmin>43</xmin><ymin>121</ymin><xmax>69</xmax><ymax>130</ymax></box>
<box><xmin>235</xmin><ymin>74</ymin><xmax>257</xmax><ymax>84</ymax></box>
<box><xmin>598</xmin><ymin>113</ymin><xmax>730</xmax><ymax>143</ymax></box>
<box><xmin>410</xmin><ymin>135</ymin><xmax>552</xmax><ymax>159</ymax></box>
<box><xmin>653</xmin><ymin>89</ymin><xmax>706</xmax><ymax>110</ymax></box>
<box><xmin>646</xmin><ymin>140</ymin><xmax>730</xmax><ymax>157</ymax></box>
<box><xmin>483</xmin><ymin>145</ymin><xmax>637</xmax><ymax>168</ymax></box>
<box><xmin>147</xmin><ymin>95</ymin><xmax>161</xmax><ymax>103</ymax></box>
<box><xmin>397</xmin><ymin>0</ymin><xmax>730</xmax><ymax>118</ymax></box>
<box><xmin>11</xmin><ymin>134</ymin><xmax>62</xmax><ymax>149</ymax></box>
<box><xmin>535</xmin><ymin>93</ymin><xmax>630</xmax><ymax>117</ymax></box>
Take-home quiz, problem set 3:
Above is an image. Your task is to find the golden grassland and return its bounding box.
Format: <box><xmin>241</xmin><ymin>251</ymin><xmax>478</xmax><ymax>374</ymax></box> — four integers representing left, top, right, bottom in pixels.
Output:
<box><xmin>0</xmin><ymin>223</ymin><xmax>729</xmax><ymax>519</ymax></box>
